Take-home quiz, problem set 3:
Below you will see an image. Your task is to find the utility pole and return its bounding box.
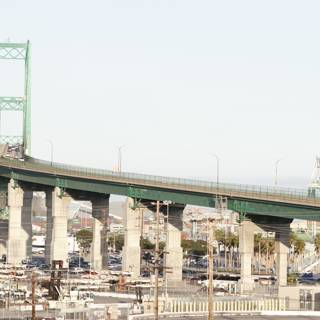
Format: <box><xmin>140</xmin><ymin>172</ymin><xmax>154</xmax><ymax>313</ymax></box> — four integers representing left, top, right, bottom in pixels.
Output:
<box><xmin>258</xmin><ymin>240</ymin><xmax>261</xmax><ymax>275</ymax></box>
<box><xmin>154</xmin><ymin>200</ymin><xmax>160</xmax><ymax>320</ymax></box>
<box><xmin>118</xmin><ymin>145</ymin><xmax>125</xmax><ymax>173</ymax></box>
<box><xmin>140</xmin><ymin>207</ymin><xmax>144</xmax><ymax>269</ymax></box>
<box><xmin>208</xmin><ymin>218</ymin><xmax>215</xmax><ymax>320</ymax></box>
<box><xmin>7</xmin><ymin>277</ymin><xmax>11</xmax><ymax>308</ymax></box>
<box><xmin>211</xmin><ymin>154</ymin><xmax>220</xmax><ymax>186</ymax></box>
<box><xmin>31</xmin><ymin>272</ymin><xmax>36</xmax><ymax>320</ymax></box>
<box><xmin>164</xmin><ymin>202</ymin><xmax>169</xmax><ymax>299</ymax></box>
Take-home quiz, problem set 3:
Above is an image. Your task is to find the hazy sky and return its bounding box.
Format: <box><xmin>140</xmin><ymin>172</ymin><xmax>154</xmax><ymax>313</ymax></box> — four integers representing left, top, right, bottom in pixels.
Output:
<box><xmin>0</xmin><ymin>0</ymin><xmax>320</xmax><ymax>188</ymax></box>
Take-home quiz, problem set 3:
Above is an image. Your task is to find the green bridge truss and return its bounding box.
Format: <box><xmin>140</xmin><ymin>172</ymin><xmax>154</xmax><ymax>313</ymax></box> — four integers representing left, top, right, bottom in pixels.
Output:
<box><xmin>0</xmin><ymin>42</ymin><xmax>31</xmax><ymax>155</ymax></box>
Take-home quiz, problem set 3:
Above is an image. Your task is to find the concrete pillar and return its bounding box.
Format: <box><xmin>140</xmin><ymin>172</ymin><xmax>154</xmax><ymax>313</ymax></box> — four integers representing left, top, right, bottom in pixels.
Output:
<box><xmin>7</xmin><ymin>179</ymin><xmax>28</xmax><ymax>264</ymax></box>
<box><xmin>122</xmin><ymin>198</ymin><xmax>141</xmax><ymax>277</ymax></box>
<box><xmin>91</xmin><ymin>195</ymin><xmax>110</xmax><ymax>271</ymax></box>
<box><xmin>91</xmin><ymin>217</ymin><xmax>101</xmax><ymax>271</ymax></box>
<box><xmin>0</xmin><ymin>242</ymin><xmax>5</xmax><ymax>257</ymax></box>
<box><xmin>45</xmin><ymin>188</ymin><xmax>69</xmax><ymax>267</ymax></box>
<box><xmin>275</xmin><ymin>225</ymin><xmax>290</xmax><ymax>287</ymax></box>
<box><xmin>0</xmin><ymin>193</ymin><xmax>7</xmax><ymax>256</ymax></box>
<box><xmin>0</xmin><ymin>191</ymin><xmax>6</xmax><ymax>210</ymax></box>
<box><xmin>45</xmin><ymin>191</ymin><xmax>52</xmax><ymax>265</ymax></box>
<box><xmin>0</xmin><ymin>220</ymin><xmax>8</xmax><ymax>258</ymax></box>
<box><xmin>165</xmin><ymin>206</ymin><xmax>184</xmax><ymax>283</ymax></box>
<box><xmin>22</xmin><ymin>191</ymin><xmax>33</xmax><ymax>259</ymax></box>
<box><xmin>238</xmin><ymin>219</ymin><xmax>255</xmax><ymax>293</ymax></box>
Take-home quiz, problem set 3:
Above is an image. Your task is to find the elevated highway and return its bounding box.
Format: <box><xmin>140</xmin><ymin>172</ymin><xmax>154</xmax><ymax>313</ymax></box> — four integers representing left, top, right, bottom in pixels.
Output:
<box><xmin>0</xmin><ymin>156</ymin><xmax>320</xmax><ymax>220</ymax></box>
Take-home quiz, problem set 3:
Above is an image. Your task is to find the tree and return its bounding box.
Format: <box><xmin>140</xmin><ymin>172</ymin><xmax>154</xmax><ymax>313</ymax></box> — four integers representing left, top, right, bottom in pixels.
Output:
<box><xmin>290</xmin><ymin>232</ymin><xmax>299</xmax><ymax>247</ymax></box>
<box><xmin>141</xmin><ymin>238</ymin><xmax>154</xmax><ymax>250</ymax></box>
<box><xmin>290</xmin><ymin>232</ymin><xmax>305</xmax><ymax>271</ymax></box>
<box><xmin>76</xmin><ymin>229</ymin><xmax>93</xmax><ymax>252</ymax></box>
<box><xmin>254</xmin><ymin>233</ymin><xmax>275</xmax><ymax>273</ymax></box>
<box><xmin>139</xmin><ymin>239</ymin><xmax>165</xmax><ymax>250</ymax></box>
<box><xmin>215</xmin><ymin>229</ymin><xmax>225</xmax><ymax>268</ymax></box>
<box><xmin>314</xmin><ymin>233</ymin><xmax>320</xmax><ymax>256</ymax></box>
<box><xmin>294</xmin><ymin>239</ymin><xmax>305</xmax><ymax>256</ymax></box>
<box><xmin>114</xmin><ymin>234</ymin><xmax>124</xmax><ymax>251</ymax></box>
<box><xmin>225</xmin><ymin>233</ymin><xmax>239</xmax><ymax>270</ymax></box>
<box><xmin>181</xmin><ymin>239</ymin><xmax>208</xmax><ymax>256</ymax></box>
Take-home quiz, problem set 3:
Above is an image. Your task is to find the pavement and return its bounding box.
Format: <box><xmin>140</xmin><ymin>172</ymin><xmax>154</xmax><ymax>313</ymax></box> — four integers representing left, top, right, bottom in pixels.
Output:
<box><xmin>128</xmin><ymin>313</ymin><xmax>320</xmax><ymax>320</ymax></box>
<box><xmin>151</xmin><ymin>317</ymin><xmax>320</xmax><ymax>320</ymax></box>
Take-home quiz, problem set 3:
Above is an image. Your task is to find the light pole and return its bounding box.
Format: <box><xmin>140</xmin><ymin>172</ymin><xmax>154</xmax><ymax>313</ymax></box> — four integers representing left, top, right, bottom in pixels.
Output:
<box><xmin>163</xmin><ymin>200</ymin><xmax>172</xmax><ymax>300</ymax></box>
<box><xmin>117</xmin><ymin>145</ymin><xmax>125</xmax><ymax>173</ymax></box>
<box><xmin>211</xmin><ymin>154</ymin><xmax>220</xmax><ymax>187</ymax></box>
<box><xmin>274</xmin><ymin>158</ymin><xmax>283</xmax><ymax>186</ymax></box>
<box><xmin>208</xmin><ymin>218</ymin><xmax>215</xmax><ymax>320</ymax></box>
<box><xmin>46</xmin><ymin>139</ymin><xmax>54</xmax><ymax>166</ymax></box>
<box><xmin>154</xmin><ymin>201</ymin><xmax>160</xmax><ymax>320</ymax></box>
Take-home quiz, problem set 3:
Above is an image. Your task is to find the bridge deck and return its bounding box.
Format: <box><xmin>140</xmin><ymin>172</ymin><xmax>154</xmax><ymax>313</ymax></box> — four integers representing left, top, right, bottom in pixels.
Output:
<box><xmin>0</xmin><ymin>156</ymin><xmax>319</xmax><ymax>208</ymax></box>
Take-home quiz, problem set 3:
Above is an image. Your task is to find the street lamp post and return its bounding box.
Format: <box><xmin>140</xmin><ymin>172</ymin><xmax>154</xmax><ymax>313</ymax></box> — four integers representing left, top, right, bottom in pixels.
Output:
<box><xmin>46</xmin><ymin>139</ymin><xmax>54</xmax><ymax>166</ymax></box>
<box><xmin>163</xmin><ymin>200</ymin><xmax>172</xmax><ymax>300</ymax></box>
<box><xmin>274</xmin><ymin>158</ymin><xmax>283</xmax><ymax>186</ymax></box>
<box><xmin>211</xmin><ymin>154</ymin><xmax>220</xmax><ymax>186</ymax></box>
<box><xmin>208</xmin><ymin>153</ymin><xmax>220</xmax><ymax>320</ymax></box>
<box><xmin>118</xmin><ymin>145</ymin><xmax>125</xmax><ymax>173</ymax></box>
<box><xmin>208</xmin><ymin>218</ymin><xmax>215</xmax><ymax>320</ymax></box>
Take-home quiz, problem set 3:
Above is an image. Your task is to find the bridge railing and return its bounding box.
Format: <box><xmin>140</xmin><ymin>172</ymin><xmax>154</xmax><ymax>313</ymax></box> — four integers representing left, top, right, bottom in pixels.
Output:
<box><xmin>137</xmin><ymin>297</ymin><xmax>286</xmax><ymax>317</ymax></box>
<box><xmin>1</xmin><ymin>156</ymin><xmax>320</xmax><ymax>206</ymax></box>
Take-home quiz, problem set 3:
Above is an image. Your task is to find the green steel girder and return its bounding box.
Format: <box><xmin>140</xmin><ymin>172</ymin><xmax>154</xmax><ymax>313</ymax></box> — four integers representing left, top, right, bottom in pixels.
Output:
<box><xmin>0</xmin><ymin>41</ymin><xmax>31</xmax><ymax>155</ymax></box>
<box><xmin>0</xmin><ymin>136</ymin><xmax>23</xmax><ymax>145</ymax></box>
<box><xmin>23</xmin><ymin>41</ymin><xmax>31</xmax><ymax>155</ymax></box>
<box><xmin>0</xmin><ymin>43</ymin><xmax>27</xmax><ymax>60</ymax></box>
<box><xmin>1</xmin><ymin>165</ymin><xmax>320</xmax><ymax>221</ymax></box>
<box><xmin>0</xmin><ymin>97</ymin><xmax>24</xmax><ymax>111</ymax></box>
<box><xmin>0</xmin><ymin>208</ymin><xmax>8</xmax><ymax>220</ymax></box>
<box><xmin>228</xmin><ymin>199</ymin><xmax>320</xmax><ymax>221</ymax></box>
<box><xmin>0</xmin><ymin>178</ymin><xmax>8</xmax><ymax>192</ymax></box>
<box><xmin>0</xmin><ymin>177</ymin><xmax>8</xmax><ymax>210</ymax></box>
<box><xmin>127</xmin><ymin>186</ymin><xmax>215</xmax><ymax>207</ymax></box>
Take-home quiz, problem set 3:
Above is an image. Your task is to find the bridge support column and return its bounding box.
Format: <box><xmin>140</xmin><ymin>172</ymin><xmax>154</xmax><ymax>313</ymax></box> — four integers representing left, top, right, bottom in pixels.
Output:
<box><xmin>91</xmin><ymin>195</ymin><xmax>110</xmax><ymax>271</ymax></box>
<box><xmin>275</xmin><ymin>222</ymin><xmax>290</xmax><ymax>287</ymax></box>
<box><xmin>239</xmin><ymin>219</ymin><xmax>255</xmax><ymax>293</ymax></box>
<box><xmin>7</xmin><ymin>180</ymin><xmax>31</xmax><ymax>264</ymax></box>
<box><xmin>45</xmin><ymin>191</ymin><xmax>52</xmax><ymax>265</ymax></box>
<box><xmin>45</xmin><ymin>188</ymin><xmax>69</xmax><ymax>267</ymax></box>
<box><xmin>0</xmin><ymin>220</ymin><xmax>8</xmax><ymax>257</ymax></box>
<box><xmin>0</xmin><ymin>181</ymin><xmax>8</xmax><ymax>258</ymax></box>
<box><xmin>122</xmin><ymin>198</ymin><xmax>141</xmax><ymax>277</ymax></box>
<box><xmin>22</xmin><ymin>191</ymin><xmax>33</xmax><ymax>260</ymax></box>
<box><xmin>165</xmin><ymin>205</ymin><xmax>184</xmax><ymax>283</ymax></box>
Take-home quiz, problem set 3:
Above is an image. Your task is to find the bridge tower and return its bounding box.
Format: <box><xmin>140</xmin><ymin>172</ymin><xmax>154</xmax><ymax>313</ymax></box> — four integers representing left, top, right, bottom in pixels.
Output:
<box><xmin>309</xmin><ymin>157</ymin><xmax>320</xmax><ymax>237</ymax></box>
<box><xmin>0</xmin><ymin>41</ymin><xmax>31</xmax><ymax>157</ymax></box>
<box><xmin>310</xmin><ymin>157</ymin><xmax>320</xmax><ymax>189</ymax></box>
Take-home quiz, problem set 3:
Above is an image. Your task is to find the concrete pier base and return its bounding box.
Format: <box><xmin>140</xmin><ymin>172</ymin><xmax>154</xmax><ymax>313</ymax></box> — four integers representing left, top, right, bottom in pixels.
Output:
<box><xmin>122</xmin><ymin>198</ymin><xmax>141</xmax><ymax>277</ymax></box>
<box><xmin>45</xmin><ymin>188</ymin><xmax>69</xmax><ymax>267</ymax></box>
<box><xmin>22</xmin><ymin>191</ymin><xmax>33</xmax><ymax>259</ymax></box>
<box><xmin>0</xmin><ymin>220</ymin><xmax>8</xmax><ymax>258</ymax></box>
<box><xmin>275</xmin><ymin>222</ymin><xmax>290</xmax><ymax>287</ymax></box>
<box><xmin>45</xmin><ymin>191</ymin><xmax>52</xmax><ymax>265</ymax></box>
<box><xmin>91</xmin><ymin>195</ymin><xmax>110</xmax><ymax>271</ymax></box>
<box><xmin>91</xmin><ymin>217</ymin><xmax>103</xmax><ymax>271</ymax></box>
<box><xmin>238</xmin><ymin>219</ymin><xmax>255</xmax><ymax>293</ymax></box>
<box><xmin>7</xmin><ymin>180</ymin><xmax>32</xmax><ymax>264</ymax></box>
<box><xmin>165</xmin><ymin>205</ymin><xmax>184</xmax><ymax>283</ymax></box>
